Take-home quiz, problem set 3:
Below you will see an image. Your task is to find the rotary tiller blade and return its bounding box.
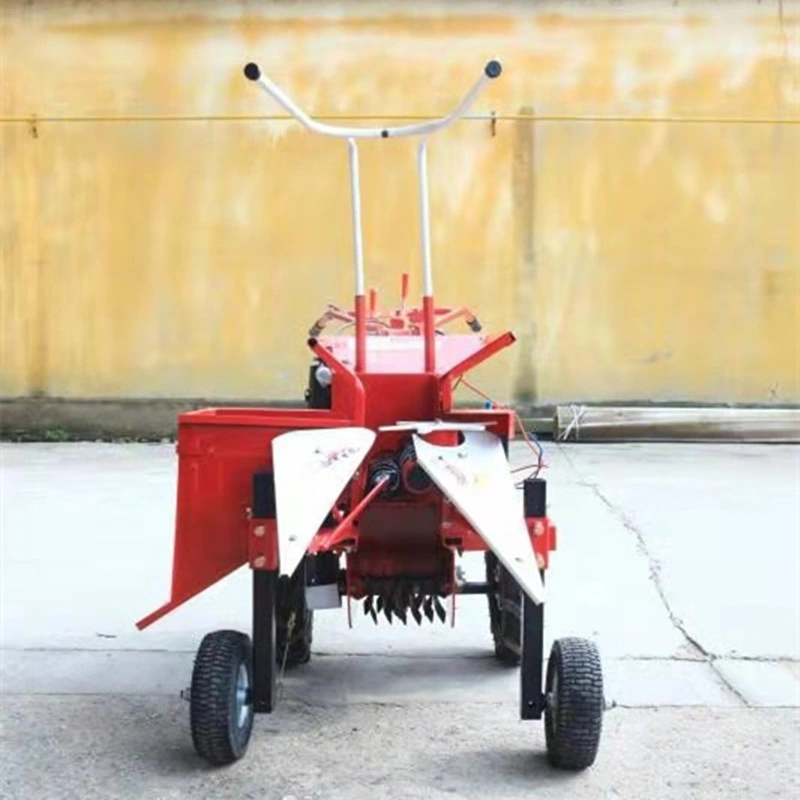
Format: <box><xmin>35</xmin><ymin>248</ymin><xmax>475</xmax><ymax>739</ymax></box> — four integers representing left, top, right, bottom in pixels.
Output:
<box><xmin>423</xmin><ymin>595</ymin><xmax>434</xmax><ymax>622</ymax></box>
<box><xmin>410</xmin><ymin>592</ymin><xmax>423</xmax><ymax>625</ymax></box>
<box><xmin>376</xmin><ymin>594</ymin><xmax>384</xmax><ymax>614</ymax></box>
<box><xmin>393</xmin><ymin>583</ymin><xmax>408</xmax><ymax>626</ymax></box>
<box><xmin>383</xmin><ymin>593</ymin><xmax>393</xmax><ymax>624</ymax></box>
<box><xmin>364</xmin><ymin>595</ymin><xmax>378</xmax><ymax>624</ymax></box>
<box><xmin>434</xmin><ymin>595</ymin><xmax>447</xmax><ymax>624</ymax></box>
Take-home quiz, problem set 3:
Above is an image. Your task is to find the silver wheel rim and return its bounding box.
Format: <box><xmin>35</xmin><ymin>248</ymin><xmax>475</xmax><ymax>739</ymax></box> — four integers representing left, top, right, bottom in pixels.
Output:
<box><xmin>235</xmin><ymin>663</ymin><xmax>251</xmax><ymax>728</ymax></box>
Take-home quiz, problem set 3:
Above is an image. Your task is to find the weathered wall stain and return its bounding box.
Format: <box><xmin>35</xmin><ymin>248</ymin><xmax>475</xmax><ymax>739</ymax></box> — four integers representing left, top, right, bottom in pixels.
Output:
<box><xmin>512</xmin><ymin>105</ymin><xmax>538</xmax><ymax>403</ymax></box>
<box><xmin>1</xmin><ymin>0</ymin><xmax>798</xmax><ymax>404</ymax></box>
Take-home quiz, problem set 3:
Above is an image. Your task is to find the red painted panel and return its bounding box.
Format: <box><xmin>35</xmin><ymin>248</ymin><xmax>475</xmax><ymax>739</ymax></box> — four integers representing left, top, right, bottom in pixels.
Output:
<box><xmin>359</xmin><ymin>373</ymin><xmax>440</xmax><ymax>430</ymax></box>
<box><xmin>138</xmin><ymin>408</ymin><xmax>354</xmax><ymax>629</ymax></box>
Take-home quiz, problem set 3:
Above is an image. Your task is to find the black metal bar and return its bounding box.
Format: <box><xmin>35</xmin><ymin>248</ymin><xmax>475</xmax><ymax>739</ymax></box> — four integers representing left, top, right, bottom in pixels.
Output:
<box><xmin>252</xmin><ymin>472</ymin><xmax>276</xmax><ymax>518</ymax></box>
<box><xmin>252</xmin><ymin>569</ymin><xmax>277</xmax><ymax>713</ymax></box>
<box><xmin>520</xmin><ymin>590</ymin><xmax>545</xmax><ymax>719</ymax></box>
<box><xmin>523</xmin><ymin>477</ymin><xmax>546</xmax><ymax>517</ymax></box>
<box><xmin>521</xmin><ymin>476</ymin><xmax>546</xmax><ymax>720</ymax></box>
<box><xmin>456</xmin><ymin>581</ymin><xmax>491</xmax><ymax>595</ymax></box>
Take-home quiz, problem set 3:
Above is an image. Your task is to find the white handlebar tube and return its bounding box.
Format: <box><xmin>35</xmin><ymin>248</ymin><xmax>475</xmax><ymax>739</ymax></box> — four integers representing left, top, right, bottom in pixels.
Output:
<box><xmin>243</xmin><ymin>60</ymin><xmax>503</xmax><ymax>373</ymax></box>
<box><xmin>417</xmin><ymin>140</ymin><xmax>433</xmax><ymax>298</ymax></box>
<box><xmin>347</xmin><ymin>138</ymin><xmax>365</xmax><ymax>296</ymax></box>
<box><xmin>243</xmin><ymin>60</ymin><xmax>501</xmax><ymax>141</ymax></box>
<box><xmin>347</xmin><ymin>136</ymin><xmax>368</xmax><ymax>370</ymax></box>
<box><xmin>417</xmin><ymin>139</ymin><xmax>436</xmax><ymax>372</ymax></box>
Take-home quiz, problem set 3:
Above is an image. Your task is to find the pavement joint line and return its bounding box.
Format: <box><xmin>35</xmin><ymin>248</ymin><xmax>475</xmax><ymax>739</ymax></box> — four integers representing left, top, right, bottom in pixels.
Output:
<box><xmin>0</xmin><ymin>647</ymin><xmax>501</xmax><ymax>657</ymax></box>
<box><xmin>4</xmin><ymin>692</ymin><xmax>796</xmax><ymax>711</ymax></box>
<box><xmin>605</xmin><ymin>703</ymin><xmax>800</xmax><ymax>711</ymax></box>
<box><xmin>555</xmin><ymin>443</ymin><xmax>753</xmax><ymax>708</ymax></box>
<box><xmin>2</xmin><ymin>647</ymin><xmax>796</xmax><ymax>664</ymax></box>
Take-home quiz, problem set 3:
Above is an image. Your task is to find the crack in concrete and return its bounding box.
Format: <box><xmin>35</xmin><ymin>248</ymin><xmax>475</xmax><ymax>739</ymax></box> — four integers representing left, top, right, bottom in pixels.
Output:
<box><xmin>556</xmin><ymin>444</ymin><xmax>752</xmax><ymax>707</ymax></box>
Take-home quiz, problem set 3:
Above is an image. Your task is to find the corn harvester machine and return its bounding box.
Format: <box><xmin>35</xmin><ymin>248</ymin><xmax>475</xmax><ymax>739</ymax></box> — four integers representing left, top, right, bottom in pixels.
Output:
<box><xmin>138</xmin><ymin>59</ymin><xmax>604</xmax><ymax>770</ymax></box>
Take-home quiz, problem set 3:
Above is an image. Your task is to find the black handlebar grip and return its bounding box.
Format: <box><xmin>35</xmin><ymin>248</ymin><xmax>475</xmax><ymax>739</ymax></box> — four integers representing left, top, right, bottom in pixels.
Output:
<box><xmin>484</xmin><ymin>60</ymin><xmax>502</xmax><ymax>79</ymax></box>
<box><xmin>244</xmin><ymin>62</ymin><xmax>261</xmax><ymax>81</ymax></box>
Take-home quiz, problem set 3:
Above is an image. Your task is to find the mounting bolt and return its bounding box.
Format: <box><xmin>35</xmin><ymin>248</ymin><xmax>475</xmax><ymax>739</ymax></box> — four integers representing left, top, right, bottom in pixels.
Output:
<box><xmin>253</xmin><ymin>556</ymin><xmax>266</xmax><ymax>568</ymax></box>
<box><xmin>253</xmin><ymin>524</ymin><xmax>265</xmax><ymax>538</ymax></box>
<box><xmin>533</xmin><ymin>520</ymin><xmax>546</xmax><ymax>537</ymax></box>
<box><xmin>288</xmin><ymin>534</ymin><xmax>296</xmax><ymax>542</ymax></box>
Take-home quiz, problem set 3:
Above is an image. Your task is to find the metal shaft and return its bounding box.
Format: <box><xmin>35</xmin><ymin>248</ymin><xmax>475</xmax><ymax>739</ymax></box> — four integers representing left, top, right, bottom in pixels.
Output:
<box><xmin>417</xmin><ymin>139</ymin><xmax>433</xmax><ymax>298</ymax></box>
<box><xmin>418</xmin><ymin>139</ymin><xmax>436</xmax><ymax>372</ymax></box>
<box><xmin>348</xmin><ymin>138</ymin><xmax>367</xmax><ymax>371</ymax></box>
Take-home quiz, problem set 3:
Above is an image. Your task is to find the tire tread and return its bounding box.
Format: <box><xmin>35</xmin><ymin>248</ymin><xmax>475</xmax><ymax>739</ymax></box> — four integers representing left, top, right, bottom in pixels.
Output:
<box><xmin>545</xmin><ymin>637</ymin><xmax>603</xmax><ymax>770</ymax></box>
<box><xmin>190</xmin><ymin>630</ymin><xmax>253</xmax><ymax>766</ymax></box>
<box><xmin>276</xmin><ymin>569</ymin><xmax>313</xmax><ymax>668</ymax></box>
<box><xmin>485</xmin><ymin>552</ymin><xmax>522</xmax><ymax>665</ymax></box>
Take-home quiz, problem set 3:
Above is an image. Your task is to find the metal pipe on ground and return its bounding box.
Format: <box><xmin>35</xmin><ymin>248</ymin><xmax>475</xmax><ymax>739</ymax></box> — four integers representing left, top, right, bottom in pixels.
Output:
<box><xmin>554</xmin><ymin>406</ymin><xmax>800</xmax><ymax>443</ymax></box>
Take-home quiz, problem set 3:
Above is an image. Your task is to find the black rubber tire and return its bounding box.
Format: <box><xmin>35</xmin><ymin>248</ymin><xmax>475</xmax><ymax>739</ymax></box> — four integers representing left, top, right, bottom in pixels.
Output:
<box><xmin>485</xmin><ymin>552</ymin><xmax>522</xmax><ymax>665</ymax></box>
<box><xmin>276</xmin><ymin>564</ymin><xmax>313</xmax><ymax>668</ymax></box>
<box><xmin>544</xmin><ymin>637</ymin><xmax>604</xmax><ymax>770</ymax></box>
<box><xmin>190</xmin><ymin>630</ymin><xmax>254</xmax><ymax>766</ymax></box>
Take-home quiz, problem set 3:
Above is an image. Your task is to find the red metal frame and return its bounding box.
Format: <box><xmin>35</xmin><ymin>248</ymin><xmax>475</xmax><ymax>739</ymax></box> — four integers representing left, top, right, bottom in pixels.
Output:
<box><xmin>354</xmin><ymin>294</ymin><xmax>367</xmax><ymax>373</ymax></box>
<box><xmin>423</xmin><ymin>295</ymin><xmax>436</xmax><ymax>372</ymax></box>
<box><xmin>137</xmin><ymin>275</ymin><xmax>555</xmax><ymax>631</ymax></box>
<box><xmin>309</xmin><ymin>337</ymin><xmax>366</xmax><ymax>424</ymax></box>
<box><xmin>308</xmin><ymin>476</ymin><xmax>388</xmax><ymax>554</ymax></box>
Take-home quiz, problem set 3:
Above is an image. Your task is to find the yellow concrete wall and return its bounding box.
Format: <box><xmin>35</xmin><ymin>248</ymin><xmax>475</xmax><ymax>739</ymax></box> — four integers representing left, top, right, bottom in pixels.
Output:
<box><xmin>1</xmin><ymin>0</ymin><xmax>798</xmax><ymax>404</ymax></box>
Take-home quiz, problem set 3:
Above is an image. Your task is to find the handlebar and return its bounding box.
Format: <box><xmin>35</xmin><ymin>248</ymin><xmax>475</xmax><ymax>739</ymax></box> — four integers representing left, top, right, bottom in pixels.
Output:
<box><xmin>243</xmin><ymin>60</ymin><xmax>502</xmax><ymax>139</ymax></box>
<box><xmin>243</xmin><ymin>59</ymin><xmax>504</xmax><ymax>373</ymax></box>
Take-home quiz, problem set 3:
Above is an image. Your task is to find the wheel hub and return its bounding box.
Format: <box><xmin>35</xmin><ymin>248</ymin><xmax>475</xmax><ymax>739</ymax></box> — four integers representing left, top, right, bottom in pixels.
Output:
<box><xmin>235</xmin><ymin>663</ymin><xmax>251</xmax><ymax>728</ymax></box>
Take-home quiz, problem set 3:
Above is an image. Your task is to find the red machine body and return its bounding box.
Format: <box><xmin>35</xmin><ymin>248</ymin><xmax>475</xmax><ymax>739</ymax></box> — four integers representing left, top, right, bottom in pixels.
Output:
<box><xmin>137</xmin><ymin>284</ymin><xmax>555</xmax><ymax>631</ymax></box>
<box><xmin>137</xmin><ymin>59</ymin><xmax>602</xmax><ymax>773</ymax></box>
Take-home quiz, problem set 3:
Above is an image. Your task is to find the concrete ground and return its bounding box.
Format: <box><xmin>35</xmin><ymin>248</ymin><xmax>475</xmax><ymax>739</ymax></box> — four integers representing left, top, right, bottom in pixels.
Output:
<box><xmin>1</xmin><ymin>441</ymin><xmax>799</xmax><ymax>799</ymax></box>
